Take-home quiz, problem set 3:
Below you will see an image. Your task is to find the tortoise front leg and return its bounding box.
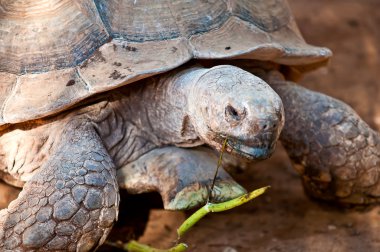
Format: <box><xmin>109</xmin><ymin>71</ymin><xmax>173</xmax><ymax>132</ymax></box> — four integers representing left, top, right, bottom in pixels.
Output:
<box><xmin>0</xmin><ymin>121</ymin><xmax>119</xmax><ymax>251</ymax></box>
<box><xmin>117</xmin><ymin>146</ymin><xmax>246</xmax><ymax>210</ymax></box>
<box><xmin>271</xmin><ymin>81</ymin><xmax>380</xmax><ymax>206</ymax></box>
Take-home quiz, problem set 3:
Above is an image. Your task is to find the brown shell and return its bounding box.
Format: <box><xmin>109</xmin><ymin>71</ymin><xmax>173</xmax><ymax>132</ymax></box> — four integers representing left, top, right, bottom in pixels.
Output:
<box><xmin>0</xmin><ymin>0</ymin><xmax>331</xmax><ymax>126</ymax></box>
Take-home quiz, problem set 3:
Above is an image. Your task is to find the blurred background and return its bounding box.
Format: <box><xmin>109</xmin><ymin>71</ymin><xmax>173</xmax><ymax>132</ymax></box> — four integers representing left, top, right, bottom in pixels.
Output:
<box><xmin>1</xmin><ymin>1</ymin><xmax>379</xmax><ymax>251</ymax></box>
<box><xmin>291</xmin><ymin>0</ymin><xmax>380</xmax><ymax>132</ymax></box>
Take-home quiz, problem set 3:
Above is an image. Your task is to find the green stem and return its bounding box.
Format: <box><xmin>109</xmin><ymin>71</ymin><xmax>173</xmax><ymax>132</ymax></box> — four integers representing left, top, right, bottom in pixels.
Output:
<box><xmin>208</xmin><ymin>138</ymin><xmax>229</xmax><ymax>202</ymax></box>
<box><xmin>126</xmin><ymin>240</ymin><xmax>188</xmax><ymax>252</ymax></box>
<box><xmin>177</xmin><ymin>186</ymin><xmax>270</xmax><ymax>237</ymax></box>
<box><xmin>106</xmin><ymin>186</ymin><xmax>269</xmax><ymax>251</ymax></box>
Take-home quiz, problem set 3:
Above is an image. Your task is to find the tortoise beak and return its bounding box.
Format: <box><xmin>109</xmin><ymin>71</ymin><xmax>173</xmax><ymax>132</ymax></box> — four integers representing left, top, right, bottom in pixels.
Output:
<box><xmin>225</xmin><ymin>133</ymin><xmax>278</xmax><ymax>160</ymax></box>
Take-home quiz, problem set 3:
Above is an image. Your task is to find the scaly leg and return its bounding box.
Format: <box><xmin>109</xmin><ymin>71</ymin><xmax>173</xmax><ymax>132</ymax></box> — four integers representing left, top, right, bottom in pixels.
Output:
<box><xmin>0</xmin><ymin>121</ymin><xmax>119</xmax><ymax>251</ymax></box>
<box><xmin>272</xmin><ymin>81</ymin><xmax>380</xmax><ymax>206</ymax></box>
<box><xmin>117</xmin><ymin>146</ymin><xmax>246</xmax><ymax>210</ymax></box>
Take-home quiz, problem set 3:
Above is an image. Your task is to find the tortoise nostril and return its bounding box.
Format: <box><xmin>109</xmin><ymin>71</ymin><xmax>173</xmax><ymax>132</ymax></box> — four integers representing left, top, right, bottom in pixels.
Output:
<box><xmin>225</xmin><ymin>105</ymin><xmax>241</xmax><ymax>121</ymax></box>
<box><xmin>258</xmin><ymin>120</ymin><xmax>279</xmax><ymax>132</ymax></box>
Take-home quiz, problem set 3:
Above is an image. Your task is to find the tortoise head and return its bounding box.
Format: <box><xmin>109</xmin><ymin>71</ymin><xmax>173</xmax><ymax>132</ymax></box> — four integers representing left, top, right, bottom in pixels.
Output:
<box><xmin>188</xmin><ymin>65</ymin><xmax>284</xmax><ymax>160</ymax></box>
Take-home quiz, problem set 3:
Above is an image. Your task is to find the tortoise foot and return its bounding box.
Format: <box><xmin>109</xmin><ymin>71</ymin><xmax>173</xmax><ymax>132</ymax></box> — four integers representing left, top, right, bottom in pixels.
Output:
<box><xmin>117</xmin><ymin>146</ymin><xmax>246</xmax><ymax>210</ymax></box>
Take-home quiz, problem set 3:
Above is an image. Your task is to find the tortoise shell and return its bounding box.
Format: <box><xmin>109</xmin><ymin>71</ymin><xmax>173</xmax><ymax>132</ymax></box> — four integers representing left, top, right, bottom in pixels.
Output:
<box><xmin>0</xmin><ymin>0</ymin><xmax>331</xmax><ymax>126</ymax></box>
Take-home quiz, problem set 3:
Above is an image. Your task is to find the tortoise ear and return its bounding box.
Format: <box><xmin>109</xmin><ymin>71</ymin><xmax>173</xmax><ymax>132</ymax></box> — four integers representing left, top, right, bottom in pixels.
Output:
<box><xmin>181</xmin><ymin>115</ymin><xmax>196</xmax><ymax>137</ymax></box>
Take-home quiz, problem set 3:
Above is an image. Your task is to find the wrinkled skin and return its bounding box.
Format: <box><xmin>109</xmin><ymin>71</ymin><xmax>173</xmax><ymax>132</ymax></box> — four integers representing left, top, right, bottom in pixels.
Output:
<box><xmin>0</xmin><ymin>65</ymin><xmax>283</xmax><ymax>251</ymax></box>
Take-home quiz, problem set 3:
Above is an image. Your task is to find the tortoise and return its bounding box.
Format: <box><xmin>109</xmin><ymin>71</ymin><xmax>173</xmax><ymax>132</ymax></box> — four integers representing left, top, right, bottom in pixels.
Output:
<box><xmin>1</xmin><ymin>0</ymin><xmax>379</xmax><ymax>251</ymax></box>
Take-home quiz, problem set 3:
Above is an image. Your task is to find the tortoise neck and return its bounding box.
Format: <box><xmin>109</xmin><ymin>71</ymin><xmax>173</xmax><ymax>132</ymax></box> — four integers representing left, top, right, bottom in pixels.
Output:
<box><xmin>140</xmin><ymin>66</ymin><xmax>207</xmax><ymax>147</ymax></box>
<box><xmin>94</xmin><ymin>67</ymin><xmax>207</xmax><ymax>165</ymax></box>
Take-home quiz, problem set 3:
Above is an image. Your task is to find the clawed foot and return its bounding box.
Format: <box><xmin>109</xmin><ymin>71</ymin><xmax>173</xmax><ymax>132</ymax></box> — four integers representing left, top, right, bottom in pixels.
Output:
<box><xmin>272</xmin><ymin>82</ymin><xmax>380</xmax><ymax>206</ymax></box>
<box><xmin>117</xmin><ymin>146</ymin><xmax>246</xmax><ymax>210</ymax></box>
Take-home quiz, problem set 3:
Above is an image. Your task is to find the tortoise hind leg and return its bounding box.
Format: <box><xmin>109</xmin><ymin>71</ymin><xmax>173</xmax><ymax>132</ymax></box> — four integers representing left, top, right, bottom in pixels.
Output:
<box><xmin>272</xmin><ymin>81</ymin><xmax>380</xmax><ymax>206</ymax></box>
<box><xmin>0</xmin><ymin>121</ymin><xmax>119</xmax><ymax>251</ymax></box>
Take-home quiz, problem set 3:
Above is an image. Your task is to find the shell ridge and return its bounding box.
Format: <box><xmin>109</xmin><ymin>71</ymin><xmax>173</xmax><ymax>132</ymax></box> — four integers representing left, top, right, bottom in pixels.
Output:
<box><xmin>166</xmin><ymin>0</ymin><xmax>185</xmax><ymax>38</ymax></box>
<box><xmin>75</xmin><ymin>67</ymin><xmax>92</xmax><ymax>92</ymax></box>
<box><xmin>1</xmin><ymin>74</ymin><xmax>20</xmax><ymax>124</ymax></box>
<box><xmin>93</xmin><ymin>0</ymin><xmax>112</xmax><ymax>39</ymax></box>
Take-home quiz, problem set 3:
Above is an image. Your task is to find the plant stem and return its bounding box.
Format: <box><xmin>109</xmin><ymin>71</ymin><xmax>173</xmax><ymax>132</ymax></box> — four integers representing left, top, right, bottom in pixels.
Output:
<box><xmin>106</xmin><ymin>186</ymin><xmax>269</xmax><ymax>252</ymax></box>
<box><xmin>208</xmin><ymin>138</ymin><xmax>229</xmax><ymax>202</ymax></box>
<box><xmin>177</xmin><ymin>186</ymin><xmax>270</xmax><ymax>237</ymax></box>
<box><xmin>126</xmin><ymin>241</ymin><xmax>188</xmax><ymax>252</ymax></box>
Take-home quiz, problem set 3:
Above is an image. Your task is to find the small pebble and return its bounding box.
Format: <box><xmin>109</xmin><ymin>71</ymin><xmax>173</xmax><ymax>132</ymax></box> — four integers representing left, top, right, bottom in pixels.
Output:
<box><xmin>223</xmin><ymin>247</ymin><xmax>238</xmax><ymax>252</ymax></box>
<box><xmin>328</xmin><ymin>224</ymin><xmax>337</xmax><ymax>231</ymax></box>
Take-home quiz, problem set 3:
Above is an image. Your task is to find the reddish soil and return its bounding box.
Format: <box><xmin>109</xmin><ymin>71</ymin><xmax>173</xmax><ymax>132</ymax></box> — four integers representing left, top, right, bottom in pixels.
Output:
<box><xmin>1</xmin><ymin>1</ymin><xmax>379</xmax><ymax>251</ymax></box>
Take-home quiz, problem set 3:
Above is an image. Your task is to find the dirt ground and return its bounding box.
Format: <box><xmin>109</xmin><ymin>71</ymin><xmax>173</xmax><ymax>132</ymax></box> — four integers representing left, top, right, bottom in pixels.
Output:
<box><xmin>1</xmin><ymin>0</ymin><xmax>379</xmax><ymax>251</ymax></box>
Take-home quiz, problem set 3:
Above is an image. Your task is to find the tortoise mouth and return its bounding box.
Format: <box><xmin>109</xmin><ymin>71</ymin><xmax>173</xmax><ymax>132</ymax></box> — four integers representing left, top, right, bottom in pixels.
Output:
<box><xmin>226</xmin><ymin>139</ymin><xmax>276</xmax><ymax>160</ymax></box>
<box><xmin>213</xmin><ymin>131</ymin><xmax>278</xmax><ymax>160</ymax></box>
